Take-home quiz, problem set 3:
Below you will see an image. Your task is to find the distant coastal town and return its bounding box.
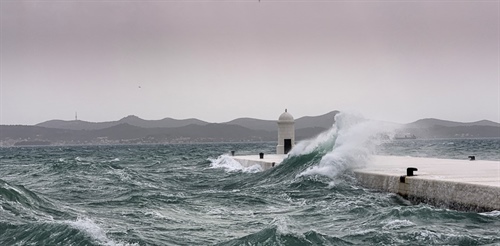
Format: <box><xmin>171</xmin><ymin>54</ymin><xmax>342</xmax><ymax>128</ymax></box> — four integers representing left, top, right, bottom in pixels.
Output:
<box><xmin>1</xmin><ymin>111</ymin><xmax>499</xmax><ymax>147</ymax></box>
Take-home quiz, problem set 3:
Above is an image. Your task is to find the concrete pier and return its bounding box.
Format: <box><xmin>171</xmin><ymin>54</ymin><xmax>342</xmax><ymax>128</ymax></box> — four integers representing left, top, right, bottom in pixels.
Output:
<box><xmin>232</xmin><ymin>154</ymin><xmax>500</xmax><ymax>211</ymax></box>
<box><xmin>232</xmin><ymin>154</ymin><xmax>286</xmax><ymax>170</ymax></box>
<box><xmin>355</xmin><ymin>155</ymin><xmax>500</xmax><ymax>211</ymax></box>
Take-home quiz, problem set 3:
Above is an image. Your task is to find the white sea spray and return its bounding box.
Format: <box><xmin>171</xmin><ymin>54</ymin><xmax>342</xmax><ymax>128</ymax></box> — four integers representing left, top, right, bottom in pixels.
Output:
<box><xmin>208</xmin><ymin>154</ymin><xmax>263</xmax><ymax>173</ymax></box>
<box><xmin>64</xmin><ymin>217</ymin><xmax>138</xmax><ymax>246</ymax></box>
<box><xmin>297</xmin><ymin>112</ymin><xmax>396</xmax><ymax>179</ymax></box>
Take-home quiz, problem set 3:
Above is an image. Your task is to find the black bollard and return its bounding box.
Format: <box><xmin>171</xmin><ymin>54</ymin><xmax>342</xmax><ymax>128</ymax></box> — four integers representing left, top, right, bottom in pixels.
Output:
<box><xmin>231</xmin><ymin>151</ymin><xmax>235</xmax><ymax>156</ymax></box>
<box><xmin>259</xmin><ymin>153</ymin><xmax>264</xmax><ymax>159</ymax></box>
<box><xmin>407</xmin><ymin>167</ymin><xmax>418</xmax><ymax>176</ymax></box>
<box><xmin>468</xmin><ymin>155</ymin><xmax>475</xmax><ymax>161</ymax></box>
<box><xmin>400</xmin><ymin>176</ymin><xmax>406</xmax><ymax>183</ymax></box>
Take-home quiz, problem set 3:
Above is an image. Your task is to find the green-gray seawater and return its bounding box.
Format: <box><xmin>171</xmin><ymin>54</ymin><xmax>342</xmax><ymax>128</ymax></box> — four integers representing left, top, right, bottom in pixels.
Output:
<box><xmin>1</xmin><ymin>138</ymin><xmax>499</xmax><ymax>245</ymax></box>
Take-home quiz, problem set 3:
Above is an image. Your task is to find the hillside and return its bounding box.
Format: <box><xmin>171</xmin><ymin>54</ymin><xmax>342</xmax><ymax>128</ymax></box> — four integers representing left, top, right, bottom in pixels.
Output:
<box><xmin>2</xmin><ymin>111</ymin><xmax>499</xmax><ymax>146</ymax></box>
<box><xmin>225</xmin><ymin>110</ymin><xmax>339</xmax><ymax>131</ymax></box>
<box><xmin>407</xmin><ymin>118</ymin><xmax>500</xmax><ymax>128</ymax></box>
<box><xmin>295</xmin><ymin>111</ymin><xmax>339</xmax><ymax>129</ymax></box>
<box><xmin>36</xmin><ymin>115</ymin><xmax>209</xmax><ymax>130</ymax></box>
<box><xmin>225</xmin><ymin>118</ymin><xmax>276</xmax><ymax>131</ymax></box>
<box><xmin>400</xmin><ymin>125</ymin><xmax>500</xmax><ymax>139</ymax></box>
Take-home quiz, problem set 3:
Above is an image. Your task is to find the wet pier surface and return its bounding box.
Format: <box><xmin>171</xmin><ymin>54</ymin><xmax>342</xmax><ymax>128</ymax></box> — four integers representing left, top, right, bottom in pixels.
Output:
<box><xmin>232</xmin><ymin>154</ymin><xmax>286</xmax><ymax>170</ymax></box>
<box><xmin>355</xmin><ymin>155</ymin><xmax>500</xmax><ymax>211</ymax></box>
<box><xmin>233</xmin><ymin>154</ymin><xmax>500</xmax><ymax>211</ymax></box>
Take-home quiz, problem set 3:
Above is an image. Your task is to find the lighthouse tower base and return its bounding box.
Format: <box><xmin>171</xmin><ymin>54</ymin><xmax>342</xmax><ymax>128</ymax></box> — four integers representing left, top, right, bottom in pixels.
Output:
<box><xmin>277</xmin><ymin>109</ymin><xmax>295</xmax><ymax>154</ymax></box>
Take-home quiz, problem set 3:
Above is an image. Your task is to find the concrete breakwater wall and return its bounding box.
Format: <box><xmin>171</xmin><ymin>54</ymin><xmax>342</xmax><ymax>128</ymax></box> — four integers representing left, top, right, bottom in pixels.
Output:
<box><xmin>353</xmin><ymin>171</ymin><xmax>500</xmax><ymax>212</ymax></box>
<box><xmin>354</xmin><ymin>155</ymin><xmax>500</xmax><ymax>211</ymax></box>
<box><xmin>232</xmin><ymin>154</ymin><xmax>500</xmax><ymax>211</ymax></box>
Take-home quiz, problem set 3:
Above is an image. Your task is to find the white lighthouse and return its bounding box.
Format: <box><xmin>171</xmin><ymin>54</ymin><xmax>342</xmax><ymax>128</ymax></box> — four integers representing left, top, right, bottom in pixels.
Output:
<box><xmin>276</xmin><ymin>109</ymin><xmax>295</xmax><ymax>154</ymax></box>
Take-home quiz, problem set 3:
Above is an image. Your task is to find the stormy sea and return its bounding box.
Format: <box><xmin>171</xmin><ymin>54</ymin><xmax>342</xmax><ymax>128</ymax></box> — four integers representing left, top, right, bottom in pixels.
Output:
<box><xmin>1</xmin><ymin>114</ymin><xmax>500</xmax><ymax>245</ymax></box>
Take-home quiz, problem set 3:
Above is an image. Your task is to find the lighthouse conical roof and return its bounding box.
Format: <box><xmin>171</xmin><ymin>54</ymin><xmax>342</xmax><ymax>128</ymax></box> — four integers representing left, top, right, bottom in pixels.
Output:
<box><xmin>278</xmin><ymin>110</ymin><xmax>294</xmax><ymax>122</ymax></box>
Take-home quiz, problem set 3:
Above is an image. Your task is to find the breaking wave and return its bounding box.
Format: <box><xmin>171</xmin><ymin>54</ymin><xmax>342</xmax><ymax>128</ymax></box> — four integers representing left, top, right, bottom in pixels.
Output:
<box><xmin>1</xmin><ymin>117</ymin><xmax>499</xmax><ymax>245</ymax></box>
<box><xmin>294</xmin><ymin>112</ymin><xmax>396</xmax><ymax>179</ymax></box>
<box><xmin>208</xmin><ymin>155</ymin><xmax>263</xmax><ymax>173</ymax></box>
<box><xmin>206</xmin><ymin>112</ymin><xmax>397</xmax><ymax>193</ymax></box>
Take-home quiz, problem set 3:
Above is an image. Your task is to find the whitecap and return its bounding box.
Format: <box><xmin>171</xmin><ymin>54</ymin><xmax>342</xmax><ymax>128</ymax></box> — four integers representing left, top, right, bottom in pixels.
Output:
<box><xmin>64</xmin><ymin>217</ymin><xmax>138</xmax><ymax>246</ymax></box>
<box><xmin>415</xmin><ymin>229</ymin><xmax>445</xmax><ymax>242</ymax></box>
<box><xmin>382</xmin><ymin>219</ymin><xmax>415</xmax><ymax>230</ymax></box>
<box><xmin>75</xmin><ymin>156</ymin><xmax>93</xmax><ymax>162</ymax></box>
<box><xmin>144</xmin><ymin>210</ymin><xmax>166</xmax><ymax>219</ymax></box>
<box><xmin>271</xmin><ymin>216</ymin><xmax>292</xmax><ymax>235</ymax></box>
<box><xmin>479</xmin><ymin>210</ymin><xmax>500</xmax><ymax>217</ymax></box>
<box><xmin>208</xmin><ymin>155</ymin><xmax>263</xmax><ymax>173</ymax></box>
<box><xmin>288</xmin><ymin>126</ymin><xmax>337</xmax><ymax>157</ymax></box>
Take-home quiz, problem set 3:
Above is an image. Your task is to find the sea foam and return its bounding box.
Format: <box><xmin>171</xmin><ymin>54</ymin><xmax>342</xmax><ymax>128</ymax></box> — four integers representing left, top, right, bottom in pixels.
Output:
<box><xmin>65</xmin><ymin>217</ymin><xmax>138</xmax><ymax>246</ymax></box>
<box><xmin>208</xmin><ymin>155</ymin><xmax>263</xmax><ymax>173</ymax></box>
<box><xmin>296</xmin><ymin>112</ymin><xmax>395</xmax><ymax>179</ymax></box>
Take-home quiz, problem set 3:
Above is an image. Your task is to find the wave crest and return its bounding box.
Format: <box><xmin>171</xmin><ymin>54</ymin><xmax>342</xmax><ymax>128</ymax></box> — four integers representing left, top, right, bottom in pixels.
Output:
<box><xmin>296</xmin><ymin>112</ymin><xmax>395</xmax><ymax>179</ymax></box>
<box><xmin>208</xmin><ymin>155</ymin><xmax>263</xmax><ymax>173</ymax></box>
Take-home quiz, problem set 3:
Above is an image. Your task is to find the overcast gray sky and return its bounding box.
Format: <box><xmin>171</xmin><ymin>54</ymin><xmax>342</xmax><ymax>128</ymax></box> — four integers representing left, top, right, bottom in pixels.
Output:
<box><xmin>1</xmin><ymin>0</ymin><xmax>499</xmax><ymax>125</ymax></box>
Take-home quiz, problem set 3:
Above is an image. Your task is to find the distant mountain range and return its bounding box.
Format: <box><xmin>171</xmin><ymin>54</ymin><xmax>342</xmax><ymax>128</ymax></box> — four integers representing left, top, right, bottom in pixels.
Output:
<box><xmin>1</xmin><ymin>111</ymin><xmax>339</xmax><ymax>146</ymax></box>
<box><xmin>36</xmin><ymin>115</ymin><xmax>209</xmax><ymax>130</ymax></box>
<box><xmin>1</xmin><ymin>111</ymin><xmax>499</xmax><ymax>146</ymax></box>
<box><xmin>400</xmin><ymin>118</ymin><xmax>500</xmax><ymax>139</ymax></box>
<box><xmin>35</xmin><ymin>111</ymin><xmax>339</xmax><ymax>131</ymax></box>
<box><xmin>406</xmin><ymin>118</ymin><xmax>500</xmax><ymax>128</ymax></box>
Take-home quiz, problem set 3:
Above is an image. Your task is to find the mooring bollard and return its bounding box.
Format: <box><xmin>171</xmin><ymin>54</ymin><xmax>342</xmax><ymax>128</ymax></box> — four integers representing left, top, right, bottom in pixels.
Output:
<box><xmin>400</xmin><ymin>167</ymin><xmax>418</xmax><ymax>183</ymax></box>
<box><xmin>231</xmin><ymin>151</ymin><xmax>235</xmax><ymax>156</ymax></box>
<box><xmin>407</xmin><ymin>167</ymin><xmax>418</xmax><ymax>176</ymax></box>
<box><xmin>259</xmin><ymin>153</ymin><xmax>264</xmax><ymax>159</ymax></box>
<box><xmin>400</xmin><ymin>175</ymin><xmax>406</xmax><ymax>183</ymax></box>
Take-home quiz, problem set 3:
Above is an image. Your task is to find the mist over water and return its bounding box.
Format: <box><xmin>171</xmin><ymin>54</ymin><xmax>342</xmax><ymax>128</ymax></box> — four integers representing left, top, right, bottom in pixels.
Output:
<box><xmin>1</xmin><ymin>113</ymin><xmax>499</xmax><ymax>245</ymax></box>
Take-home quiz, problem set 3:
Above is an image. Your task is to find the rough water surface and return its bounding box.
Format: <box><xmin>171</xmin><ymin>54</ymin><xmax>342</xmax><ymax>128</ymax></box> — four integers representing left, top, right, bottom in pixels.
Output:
<box><xmin>1</xmin><ymin>131</ymin><xmax>499</xmax><ymax>245</ymax></box>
